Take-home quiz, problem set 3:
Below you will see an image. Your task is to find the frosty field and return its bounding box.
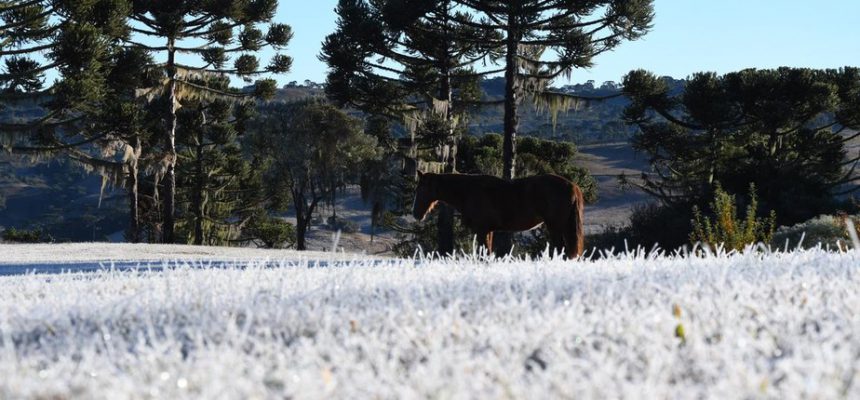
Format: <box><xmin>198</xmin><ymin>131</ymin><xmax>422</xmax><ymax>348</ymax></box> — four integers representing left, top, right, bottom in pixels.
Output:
<box><xmin>0</xmin><ymin>245</ymin><xmax>859</xmax><ymax>399</ymax></box>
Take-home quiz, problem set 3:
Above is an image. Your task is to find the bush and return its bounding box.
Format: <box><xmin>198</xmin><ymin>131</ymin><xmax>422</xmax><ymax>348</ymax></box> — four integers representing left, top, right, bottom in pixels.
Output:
<box><xmin>383</xmin><ymin>212</ymin><xmax>475</xmax><ymax>258</ymax></box>
<box><xmin>585</xmin><ymin>226</ymin><xmax>632</xmax><ymax>255</ymax></box>
<box><xmin>628</xmin><ymin>203</ymin><xmax>694</xmax><ymax>251</ymax></box>
<box><xmin>569</xmin><ymin>203</ymin><xmax>695</xmax><ymax>256</ymax></box>
<box><xmin>1</xmin><ymin>228</ymin><xmax>53</xmax><ymax>243</ymax></box>
<box><xmin>690</xmin><ymin>184</ymin><xmax>776</xmax><ymax>251</ymax></box>
<box><xmin>244</xmin><ymin>215</ymin><xmax>296</xmax><ymax>249</ymax></box>
<box><xmin>327</xmin><ymin>216</ymin><xmax>359</xmax><ymax>234</ymax></box>
<box><xmin>771</xmin><ymin>213</ymin><xmax>859</xmax><ymax>251</ymax></box>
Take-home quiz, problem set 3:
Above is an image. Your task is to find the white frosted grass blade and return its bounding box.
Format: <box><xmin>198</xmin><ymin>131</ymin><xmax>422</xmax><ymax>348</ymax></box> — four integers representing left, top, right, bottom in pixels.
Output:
<box><xmin>846</xmin><ymin>218</ymin><xmax>860</xmax><ymax>250</ymax></box>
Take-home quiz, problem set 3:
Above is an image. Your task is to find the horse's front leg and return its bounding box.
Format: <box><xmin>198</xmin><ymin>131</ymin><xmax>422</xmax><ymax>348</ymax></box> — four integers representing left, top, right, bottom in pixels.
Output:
<box><xmin>474</xmin><ymin>230</ymin><xmax>493</xmax><ymax>256</ymax></box>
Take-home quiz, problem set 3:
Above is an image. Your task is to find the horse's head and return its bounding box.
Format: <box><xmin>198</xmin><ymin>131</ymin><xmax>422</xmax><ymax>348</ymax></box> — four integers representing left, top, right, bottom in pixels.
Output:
<box><xmin>412</xmin><ymin>171</ymin><xmax>439</xmax><ymax>221</ymax></box>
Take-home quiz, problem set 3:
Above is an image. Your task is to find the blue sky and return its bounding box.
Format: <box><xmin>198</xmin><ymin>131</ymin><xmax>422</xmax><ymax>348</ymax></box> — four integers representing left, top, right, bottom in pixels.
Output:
<box><xmin>274</xmin><ymin>0</ymin><xmax>860</xmax><ymax>85</ymax></box>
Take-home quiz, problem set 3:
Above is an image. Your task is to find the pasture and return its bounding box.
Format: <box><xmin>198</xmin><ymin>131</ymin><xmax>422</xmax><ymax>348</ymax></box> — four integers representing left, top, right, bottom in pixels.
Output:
<box><xmin>0</xmin><ymin>244</ymin><xmax>858</xmax><ymax>399</ymax></box>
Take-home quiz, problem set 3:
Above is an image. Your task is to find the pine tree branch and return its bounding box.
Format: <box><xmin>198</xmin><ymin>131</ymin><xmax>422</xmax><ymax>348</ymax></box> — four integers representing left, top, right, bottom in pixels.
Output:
<box><xmin>8</xmin><ymin>130</ymin><xmax>112</xmax><ymax>152</ymax></box>
<box><xmin>129</xmin><ymin>26</ymin><xmax>160</xmax><ymax>36</ymax></box>
<box><xmin>0</xmin><ymin>5</ymin><xmax>54</xmax><ymax>31</ymax></box>
<box><xmin>0</xmin><ymin>61</ymin><xmax>58</xmax><ymax>79</ymax></box>
<box><xmin>174</xmin><ymin>79</ymin><xmax>250</xmax><ymax>98</ymax></box>
<box><xmin>0</xmin><ymin>0</ymin><xmax>44</xmax><ymax>13</ymax></box>
<box><xmin>0</xmin><ymin>42</ymin><xmax>53</xmax><ymax>56</ymax></box>
<box><xmin>184</xmin><ymin>21</ymin><xmax>244</xmax><ymax>37</ymax></box>
<box><xmin>123</xmin><ymin>41</ymin><xmax>168</xmax><ymax>51</ymax></box>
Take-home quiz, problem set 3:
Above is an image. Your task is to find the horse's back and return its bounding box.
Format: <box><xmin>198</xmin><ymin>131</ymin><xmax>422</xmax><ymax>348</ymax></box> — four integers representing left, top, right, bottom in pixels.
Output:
<box><xmin>515</xmin><ymin>174</ymin><xmax>577</xmax><ymax>200</ymax></box>
<box><xmin>477</xmin><ymin>174</ymin><xmax>577</xmax><ymax>230</ymax></box>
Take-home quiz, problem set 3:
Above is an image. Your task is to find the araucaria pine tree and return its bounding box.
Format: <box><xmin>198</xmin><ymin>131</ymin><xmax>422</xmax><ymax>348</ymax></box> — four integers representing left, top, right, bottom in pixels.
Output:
<box><xmin>126</xmin><ymin>0</ymin><xmax>292</xmax><ymax>243</ymax></box>
<box><xmin>1</xmin><ymin>0</ymin><xmax>157</xmax><ymax>242</ymax></box>
<box><xmin>2</xmin><ymin>1</ymin><xmax>292</xmax><ymax>244</ymax></box>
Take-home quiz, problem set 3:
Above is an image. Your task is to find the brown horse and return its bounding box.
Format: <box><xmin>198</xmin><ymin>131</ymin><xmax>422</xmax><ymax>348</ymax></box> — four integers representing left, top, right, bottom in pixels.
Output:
<box><xmin>412</xmin><ymin>172</ymin><xmax>585</xmax><ymax>258</ymax></box>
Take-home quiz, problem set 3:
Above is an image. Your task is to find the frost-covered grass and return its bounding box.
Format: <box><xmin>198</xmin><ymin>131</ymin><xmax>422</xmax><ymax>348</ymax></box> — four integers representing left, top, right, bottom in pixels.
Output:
<box><xmin>1</xmin><ymin>249</ymin><xmax>859</xmax><ymax>399</ymax></box>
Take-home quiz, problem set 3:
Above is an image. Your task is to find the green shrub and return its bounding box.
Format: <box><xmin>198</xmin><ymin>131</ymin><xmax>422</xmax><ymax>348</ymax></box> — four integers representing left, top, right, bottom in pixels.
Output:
<box><xmin>244</xmin><ymin>215</ymin><xmax>296</xmax><ymax>249</ymax></box>
<box><xmin>690</xmin><ymin>184</ymin><xmax>776</xmax><ymax>251</ymax></box>
<box><xmin>1</xmin><ymin>228</ymin><xmax>53</xmax><ymax>243</ymax></box>
<box><xmin>628</xmin><ymin>203</ymin><xmax>693</xmax><ymax>251</ymax></box>
<box><xmin>771</xmin><ymin>213</ymin><xmax>859</xmax><ymax>251</ymax></box>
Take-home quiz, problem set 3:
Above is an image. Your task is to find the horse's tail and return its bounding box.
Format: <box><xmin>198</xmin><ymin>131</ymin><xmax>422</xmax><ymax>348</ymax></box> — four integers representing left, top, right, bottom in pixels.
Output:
<box><xmin>566</xmin><ymin>185</ymin><xmax>585</xmax><ymax>258</ymax></box>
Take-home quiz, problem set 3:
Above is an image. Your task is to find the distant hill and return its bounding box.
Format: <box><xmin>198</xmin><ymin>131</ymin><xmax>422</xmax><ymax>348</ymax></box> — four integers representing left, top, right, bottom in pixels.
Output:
<box><xmin>261</xmin><ymin>76</ymin><xmax>687</xmax><ymax>144</ymax></box>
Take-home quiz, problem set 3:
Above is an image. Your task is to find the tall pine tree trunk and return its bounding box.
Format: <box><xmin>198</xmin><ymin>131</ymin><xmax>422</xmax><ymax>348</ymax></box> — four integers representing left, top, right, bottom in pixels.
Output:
<box><xmin>163</xmin><ymin>40</ymin><xmax>178</xmax><ymax>243</ymax></box>
<box><xmin>192</xmin><ymin>118</ymin><xmax>205</xmax><ymax>245</ymax></box>
<box><xmin>437</xmin><ymin>63</ymin><xmax>456</xmax><ymax>256</ymax></box>
<box><xmin>494</xmin><ymin>24</ymin><xmax>520</xmax><ymax>257</ymax></box>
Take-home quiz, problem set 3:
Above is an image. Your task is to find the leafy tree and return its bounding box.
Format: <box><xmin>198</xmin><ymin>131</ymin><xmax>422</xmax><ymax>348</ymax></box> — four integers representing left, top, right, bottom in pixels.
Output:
<box><xmin>623</xmin><ymin>67</ymin><xmax>860</xmax><ymax>226</ymax></box>
<box><xmin>1</xmin><ymin>1</ymin><xmax>292</xmax><ymax>244</ymax></box>
<box><xmin>126</xmin><ymin>0</ymin><xmax>292</xmax><ymax>243</ymax></box>
<box><xmin>241</xmin><ymin>212</ymin><xmax>296</xmax><ymax>249</ymax></box>
<box><xmin>253</xmin><ymin>102</ymin><xmax>380</xmax><ymax>250</ymax></box>
<box><xmin>358</xmin><ymin>115</ymin><xmax>407</xmax><ymax>242</ymax></box>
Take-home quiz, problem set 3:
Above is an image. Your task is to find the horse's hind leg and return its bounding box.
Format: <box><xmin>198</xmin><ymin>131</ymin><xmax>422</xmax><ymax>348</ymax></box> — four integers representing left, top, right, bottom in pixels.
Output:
<box><xmin>563</xmin><ymin>193</ymin><xmax>585</xmax><ymax>259</ymax></box>
<box><xmin>546</xmin><ymin>223</ymin><xmax>566</xmax><ymax>258</ymax></box>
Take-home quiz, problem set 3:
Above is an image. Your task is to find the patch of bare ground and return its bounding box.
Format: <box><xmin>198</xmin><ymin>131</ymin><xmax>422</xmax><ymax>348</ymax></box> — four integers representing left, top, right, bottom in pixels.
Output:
<box><xmin>576</xmin><ymin>142</ymin><xmax>653</xmax><ymax>234</ymax></box>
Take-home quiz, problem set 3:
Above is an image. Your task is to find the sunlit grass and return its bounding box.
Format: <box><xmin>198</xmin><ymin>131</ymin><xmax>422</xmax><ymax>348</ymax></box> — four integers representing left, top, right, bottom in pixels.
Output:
<box><xmin>1</xmin><ymin>249</ymin><xmax>859</xmax><ymax>398</ymax></box>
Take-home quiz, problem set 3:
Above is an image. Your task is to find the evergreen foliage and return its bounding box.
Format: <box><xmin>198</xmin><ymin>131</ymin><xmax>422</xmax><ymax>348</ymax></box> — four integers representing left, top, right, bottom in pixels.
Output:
<box><xmin>2</xmin><ymin>1</ymin><xmax>294</xmax><ymax>244</ymax></box>
<box><xmin>174</xmin><ymin>95</ymin><xmax>260</xmax><ymax>246</ymax></box>
<box><xmin>125</xmin><ymin>0</ymin><xmax>293</xmax><ymax>243</ymax></box>
<box><xmin>1</xmin><ymin>227</ymin><xmax>52</xmax><ymax>243</ymax></box>
<box><xmin>623</xmin><ymin>67</ymin><xmax>860</xmax><ymax>226</ymax></box>
<box><xmin>242</xmin><ymin>212</ymin><xmax>296</xmax><ymax>249</ymax></box>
